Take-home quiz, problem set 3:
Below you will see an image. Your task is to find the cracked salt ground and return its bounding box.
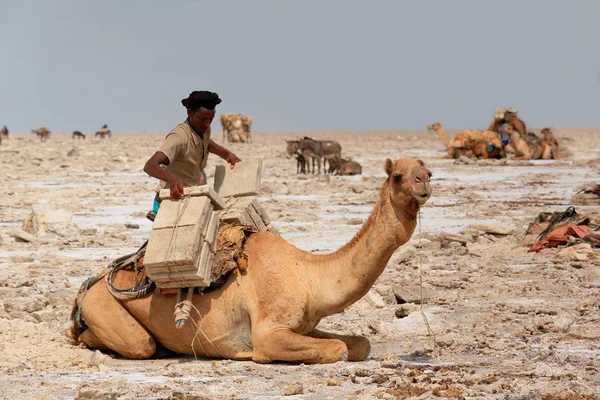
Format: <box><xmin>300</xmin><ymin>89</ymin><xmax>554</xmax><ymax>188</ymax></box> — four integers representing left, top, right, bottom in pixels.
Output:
<box><xmin>0</xmin><ymin>130</ymin><xmax>599</xmax><ymax>399</ymax></box>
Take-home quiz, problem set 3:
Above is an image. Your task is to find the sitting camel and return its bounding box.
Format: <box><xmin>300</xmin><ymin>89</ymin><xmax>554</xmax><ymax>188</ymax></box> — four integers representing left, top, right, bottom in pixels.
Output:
<box><xmin>540</xmin><ymin>128</ymin><xmax>559</xmax><ymax>159</ymax></box>
<box><xmin>426</xmin><ymin>122</ymin><xmax>451</xmax><ymax>148</ymax></box>
<box><xmin>505</xmin><ymin>126</ymin><xmax>555</xmax><ymax>160</ymax></box>
<box><xmin>69</xmin><ymin>158</ymin><xmax>432</xmax><ymax>363</ymax></box>
<box><xmin>427</xmin><ymin>122</ymin><xmax>503</xmax><ymax>159</ymax></box>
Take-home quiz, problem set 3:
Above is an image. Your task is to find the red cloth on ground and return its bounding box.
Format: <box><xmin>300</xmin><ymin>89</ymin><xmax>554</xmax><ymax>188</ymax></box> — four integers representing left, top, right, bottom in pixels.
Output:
<box><xmin>529</xmin><ymin>224</ymin><xmax>595</xmax><ymax>252</ymax></box>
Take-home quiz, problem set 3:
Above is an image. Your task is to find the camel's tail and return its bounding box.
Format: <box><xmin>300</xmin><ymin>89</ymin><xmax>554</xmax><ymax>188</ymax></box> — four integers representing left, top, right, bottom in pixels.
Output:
<box><xmin>66</xmin><ymin>295</ymin><xmax>85</xmax><ymax>344</ymax></box>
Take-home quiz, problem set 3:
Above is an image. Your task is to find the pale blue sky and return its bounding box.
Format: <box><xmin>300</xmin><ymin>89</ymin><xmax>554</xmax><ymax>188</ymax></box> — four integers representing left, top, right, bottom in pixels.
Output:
<box><xmin>1</xmin><ymin>0</ymin><xmax>599</xmax><ymax>132</ymax></box>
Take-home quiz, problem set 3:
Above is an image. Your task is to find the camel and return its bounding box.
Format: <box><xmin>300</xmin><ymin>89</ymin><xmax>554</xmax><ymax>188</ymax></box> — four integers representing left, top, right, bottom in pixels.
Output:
<box><xmin>32</xmin><ymin>126</ymin><xmax>51</xmax><ymax>142</ymax></box>
<box><xmin>220</xmin><ymin>114</ymin><xmax>253</xmax><ymax>143</ymax></box>
<box><xmin>504</xmin><ymin>126</ymin><xmax>554</xmax><ymax>160</ymax></box>
<box><xmin>427</xmin><ymin>122</ymin><xmax>451</xmax><ymax>148</ymax></box>
<box><xmin>69</xmin><ymin>158</ymin><xmax>432</xmax><ymax>363</ymax></box>
<box><xmin>429</xmin><ymin>123</ymin><xmax>504</xmax><ymax>159</ymax></box>
<box><xmin>72</xmin><ymin>131</ymin><xmax>86</xmax><ymax>140</ymax></box>
<box><xmin>540</xmin><ymin>128</ymin><xmax>559</xmax><ymax>159</ymax></box>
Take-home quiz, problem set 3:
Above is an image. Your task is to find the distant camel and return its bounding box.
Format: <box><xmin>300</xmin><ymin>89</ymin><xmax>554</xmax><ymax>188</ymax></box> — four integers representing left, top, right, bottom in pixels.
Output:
<box><xmin>72</xmin><ymin>131</ymin><xmax>86</xmax><ymax>140</ymax></box>
<box><xmin>32</xmin><ymin>127</ymin><xmax>51</xmax><ymax>142</ymax></box>
<box><xmin>220</xmin><ymin>113</ymin><xmax>253</xmax><ymax>143</ymax></box>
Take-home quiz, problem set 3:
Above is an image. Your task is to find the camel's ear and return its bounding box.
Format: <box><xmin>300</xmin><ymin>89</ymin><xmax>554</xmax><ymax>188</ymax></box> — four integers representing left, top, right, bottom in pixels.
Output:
<box><xmin>417</xmin><ymin>159</ymin><xmax>425</xmax><ymax>167</ymax></box>
<box><xmin>385</xmin><ymin>158</ymin><xmax>393</xmax><ymax>176</ymax></box>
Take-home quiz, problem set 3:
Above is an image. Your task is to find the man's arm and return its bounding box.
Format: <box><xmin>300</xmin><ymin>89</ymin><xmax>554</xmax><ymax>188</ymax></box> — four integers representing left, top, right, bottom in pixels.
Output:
<box><xmin>208</xmin><ymin>140</ymin><xmax>241</xmax><ymax>167</ymax></box>
<box><xmin>143</xmin><ymin>152</ymin><xmax>185</xmax><ymax>199</ymax></box>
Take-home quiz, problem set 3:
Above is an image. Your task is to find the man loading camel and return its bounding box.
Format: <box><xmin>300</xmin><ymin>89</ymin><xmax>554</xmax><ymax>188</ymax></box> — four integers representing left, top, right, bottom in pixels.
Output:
<box><xmin>144</xmin><ymin>90</ymin><xmax>241</xmax><ymax>221</ymax></box>
<box><xmin>488</xmin><ymin>107</ymin><xmax>528</xmax><ymax>149</ymax></box>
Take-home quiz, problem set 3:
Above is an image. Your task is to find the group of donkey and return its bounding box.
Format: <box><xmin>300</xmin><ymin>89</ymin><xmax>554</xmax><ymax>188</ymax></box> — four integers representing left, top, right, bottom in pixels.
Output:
<box><xmin>285</xmin><ymin>137</ymin><xmax>362</xmax><ymax>175</ymax></box>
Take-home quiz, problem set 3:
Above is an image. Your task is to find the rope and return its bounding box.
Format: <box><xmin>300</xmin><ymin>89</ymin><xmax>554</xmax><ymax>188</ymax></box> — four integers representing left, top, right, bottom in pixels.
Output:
<box><xmin>76</xmin><ymin>277</ymin><xmax>93</xmax><ymax>323</ymax></box>
<box><xmin>174</xmin><ymin>288</ymin><xmax>195</xmax><ymax>328</ymax></box>
<box><xmin>417</xmin><ymin>210</ymin><xmax>439</xmax><ymax>351</ymax></box>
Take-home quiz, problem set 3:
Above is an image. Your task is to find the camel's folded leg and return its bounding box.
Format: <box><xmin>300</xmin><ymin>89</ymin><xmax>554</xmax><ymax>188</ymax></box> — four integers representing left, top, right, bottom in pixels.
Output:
<box><xmin>309</xmin><ymin>329</ymin><xmax>371</xmax><ymax>361</ymax></box>
<box><xmin>78</xmin><ymin>281</ymin><xmax>156</xmax><ymax>359</ymax></box>
<box><xmin>252</xmin><ymin>327</ymin><xmax>348</xmax><ymax>364</ymax></box>
<box><xmin>78</xmin><ymin>328</ymin><xmax>111</xmax><ymax>351</ymax></box>
<box><xmin>542</xmin><ymin>145</ymin><xmax>553</xmax><ymax>160</ymax></box>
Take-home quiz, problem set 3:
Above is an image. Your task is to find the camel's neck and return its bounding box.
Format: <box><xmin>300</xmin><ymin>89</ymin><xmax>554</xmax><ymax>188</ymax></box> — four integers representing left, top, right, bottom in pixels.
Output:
<box><xmin>305</xmin><ymin>190</ymin><xmax>418</xmax><ymax>318</ymax></box>
<box><xmin>436</xmin><ymin>127</ymin><xmax>451</xmax><ymax>148</ymax></box>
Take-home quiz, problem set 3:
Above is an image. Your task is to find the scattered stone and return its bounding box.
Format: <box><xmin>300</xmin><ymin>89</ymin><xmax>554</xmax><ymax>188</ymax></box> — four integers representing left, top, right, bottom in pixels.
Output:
<box><xmin>467</xmin><ymin>223</ymin><xmax>514</xmax><ymax>236</ymax></box>
<box><xmin>282</xmin><ymin>384</ymin><xmax>303</xmax><ymax>396</ymax></box>
<box><xmin>365</xmin><ymin>291</ymin><xmax>386</xmax><ymax>308</ymax></box>
<box><xmin>380</xmin><ymin>353</ymin><xmax>401</xmax><ymax>368</ymax></box>
<box><xmin>392</xmin><ymin>285</ymin><xmax>430</xmax><ymax>304</ymax></box>
<box><xmin>80</xmin><ymin>228</ymin><xmax>98</xmax><ymax>236</ymax></box>
<box><xmin>3</xmin><ymin>296</ymin><xmax>48</xmax><ymax>314</ymax></box>
<box><xmin>88</xmin><ymin>350</ymin><xmax>107</xmax><ymax>368</ymax></box>
<box><xmin>439</xmin><ymin>232</ymin><xmax>473</xmax><ymax>246</ymax></box>
<box><xmin>124</xmin><ymin>223</ymin><xmax>140</xmax><ymax>229</ymax></box>
<box><xmin>11</xmin><ymin>230</ymin><xmax>37</xmax><ymax>243</ymax></box>
<box><xmin>456</xmin><ymin>156</ymin><xmax>475</xmax><ymax>165</ymax></box>
<box><xmin>9</xmin><ymin>255</ymin><xmax>35</xmax><ymax>263</ymax></box>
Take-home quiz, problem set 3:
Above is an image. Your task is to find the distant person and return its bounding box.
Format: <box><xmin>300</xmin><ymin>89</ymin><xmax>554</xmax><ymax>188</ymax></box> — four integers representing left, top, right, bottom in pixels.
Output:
<box><xmin>143</xmin><ymin>90</ymin><xmax>241</xmax><ymax>221</ymax></box>
<box><xmin>488</xmin><ymin>107</ymin><xmax>528</xmax><ymax>145</ymax></box>
<box><xmin>1</xmin><ymin>125</ymin><xmax>8</xmax><ymax>139</ymax></box>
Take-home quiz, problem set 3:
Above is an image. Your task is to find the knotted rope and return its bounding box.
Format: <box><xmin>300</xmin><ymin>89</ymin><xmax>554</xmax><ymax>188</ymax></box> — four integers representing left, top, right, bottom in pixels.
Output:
<box><xmin>174</xmin><ymin>288</ymin><xmax>195</xmax><ymax>328</ymax></box>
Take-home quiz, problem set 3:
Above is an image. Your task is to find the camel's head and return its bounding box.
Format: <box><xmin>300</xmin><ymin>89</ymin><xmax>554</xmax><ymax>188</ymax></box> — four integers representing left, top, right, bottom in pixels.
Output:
<box><xmin>427</xmin><ymin>122</ymin><xmax>441</xmax><ymax>131</ymax></box>
<box><xmin>285</xmin><ymin>140</ymin><xmax>300</xmax><ymax>158</ymax></box>
<box><xmin>384</xmin><ymin>158</ymin><xmax>432</xmax><ymax>211</ymax></box>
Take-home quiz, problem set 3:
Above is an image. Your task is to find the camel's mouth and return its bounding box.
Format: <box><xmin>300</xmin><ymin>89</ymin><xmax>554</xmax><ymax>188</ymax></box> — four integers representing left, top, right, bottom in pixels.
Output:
<box><xmin>412</xmin><ymin>183</ymin><xmax>432</xmax><ymax>205</ymax></box>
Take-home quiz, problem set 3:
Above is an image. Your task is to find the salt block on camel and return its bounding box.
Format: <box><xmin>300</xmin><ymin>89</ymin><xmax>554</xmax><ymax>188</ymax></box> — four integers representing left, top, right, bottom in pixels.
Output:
<box><xmin>213</xmin><ymin>160</ymin><xmax>263</xmax><ymax>198</ymax></box>
<box><xmin>219</xmin><ymin>197</ymin><xmax>267</xmax><ymax>232</ymax></box>
<box><xmin>145</xmin><ymin>193</ymin><xmax>220</xmax><ymax>288</ymax></box>
<box><xmin>158</xmin><ymin>185</ymin><xmax>225</xmax><ymax>210</ymax></box>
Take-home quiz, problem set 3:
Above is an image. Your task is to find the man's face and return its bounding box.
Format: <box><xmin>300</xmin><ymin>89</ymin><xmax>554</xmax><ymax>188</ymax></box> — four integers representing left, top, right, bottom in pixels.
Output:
<box><xmin>188</xmin><ymin>108</ymin><xmax>215</xmax><ymax>133</ymax></box>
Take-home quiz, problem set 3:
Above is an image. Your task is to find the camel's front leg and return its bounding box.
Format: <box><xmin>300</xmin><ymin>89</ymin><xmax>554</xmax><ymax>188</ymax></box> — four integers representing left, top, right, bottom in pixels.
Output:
<box><xmin>252</xmin><ymin>327</ymin><xmax>348</xmax><ymax>364</ymax></box>
<box><xmin>309</xmin><ymin>329</ymin><xmax>371</xmax><ymax>361</ymax></box>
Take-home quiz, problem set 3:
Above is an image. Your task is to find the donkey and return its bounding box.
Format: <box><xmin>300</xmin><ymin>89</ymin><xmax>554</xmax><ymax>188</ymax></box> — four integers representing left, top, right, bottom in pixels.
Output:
<box><xmin>72</xmin><ymin>131</ymin><xmax>86</xmax><ymax>140</ymax></box>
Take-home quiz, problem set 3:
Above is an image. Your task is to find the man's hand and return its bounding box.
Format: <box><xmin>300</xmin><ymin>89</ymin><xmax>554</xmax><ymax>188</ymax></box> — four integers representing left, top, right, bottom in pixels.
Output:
<box><xmin>168</xmin><ymin>177</ymin><xmax>186</xmax><ymax>199</ymax></box>
<box><xmin>226</xmin><ymin>152</ymin><xmax>242</xmax><ymax>168</ymax></box>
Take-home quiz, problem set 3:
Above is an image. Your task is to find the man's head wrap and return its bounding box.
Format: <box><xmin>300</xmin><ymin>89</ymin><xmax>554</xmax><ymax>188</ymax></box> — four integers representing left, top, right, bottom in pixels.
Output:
<box><xmin>181</xmin><ymin>91</ymin><xmax>222</xmax><ymax>111</ymax></box>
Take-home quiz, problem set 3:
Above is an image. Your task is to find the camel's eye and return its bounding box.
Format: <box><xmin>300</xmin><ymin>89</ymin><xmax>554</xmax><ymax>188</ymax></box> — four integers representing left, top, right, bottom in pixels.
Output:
<box><xmin>393</xmin><ymin>174</ymin><xmax>402</xmax><ymax>183</ymax></box>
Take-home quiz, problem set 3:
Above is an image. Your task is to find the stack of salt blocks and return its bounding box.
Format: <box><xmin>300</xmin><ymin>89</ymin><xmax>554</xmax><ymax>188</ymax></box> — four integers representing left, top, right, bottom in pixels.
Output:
<box><xmin>144</xmin><ymin>186</ymin><xmax>226</xmax><ymax>289</ymax></box>
<box><xmin>144</xmin><ymin>160</ymin><xmax>277</xmax><ymax>289</ymax></box>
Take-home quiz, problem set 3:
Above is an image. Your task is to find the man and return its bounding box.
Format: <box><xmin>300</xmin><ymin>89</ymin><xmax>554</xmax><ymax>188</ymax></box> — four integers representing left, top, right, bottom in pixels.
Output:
<box><xmin>488</xmin><ymin>107</ymin><xmax>527</xmax><ymax>148</ymax></box>
<box><xmin>144</xmin><ymin>90</ymin><xmax>241</xmax><ymax>220</ymax></box>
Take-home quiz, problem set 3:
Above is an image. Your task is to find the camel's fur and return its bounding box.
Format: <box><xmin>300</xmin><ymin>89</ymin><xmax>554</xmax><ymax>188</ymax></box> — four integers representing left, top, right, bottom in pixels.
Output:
<box><xmin>70</xmin><ymin>158</ymin><xmax>432</xmax><ymax>364</ymax></box>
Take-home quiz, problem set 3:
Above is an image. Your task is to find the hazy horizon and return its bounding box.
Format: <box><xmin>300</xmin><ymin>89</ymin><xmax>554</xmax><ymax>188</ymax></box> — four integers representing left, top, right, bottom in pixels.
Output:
<box><xmin>1</xmin><ymin>1</ymin><xmax>599</xmax><ymax>133</ymax></box>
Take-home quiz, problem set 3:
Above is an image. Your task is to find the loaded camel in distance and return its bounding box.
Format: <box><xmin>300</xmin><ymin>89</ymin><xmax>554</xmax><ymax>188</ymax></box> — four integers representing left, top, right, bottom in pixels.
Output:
<box><xmin>220</xmin><ymin>113</ymin><xmax>253</xmax><ymax>143</ymax></box>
